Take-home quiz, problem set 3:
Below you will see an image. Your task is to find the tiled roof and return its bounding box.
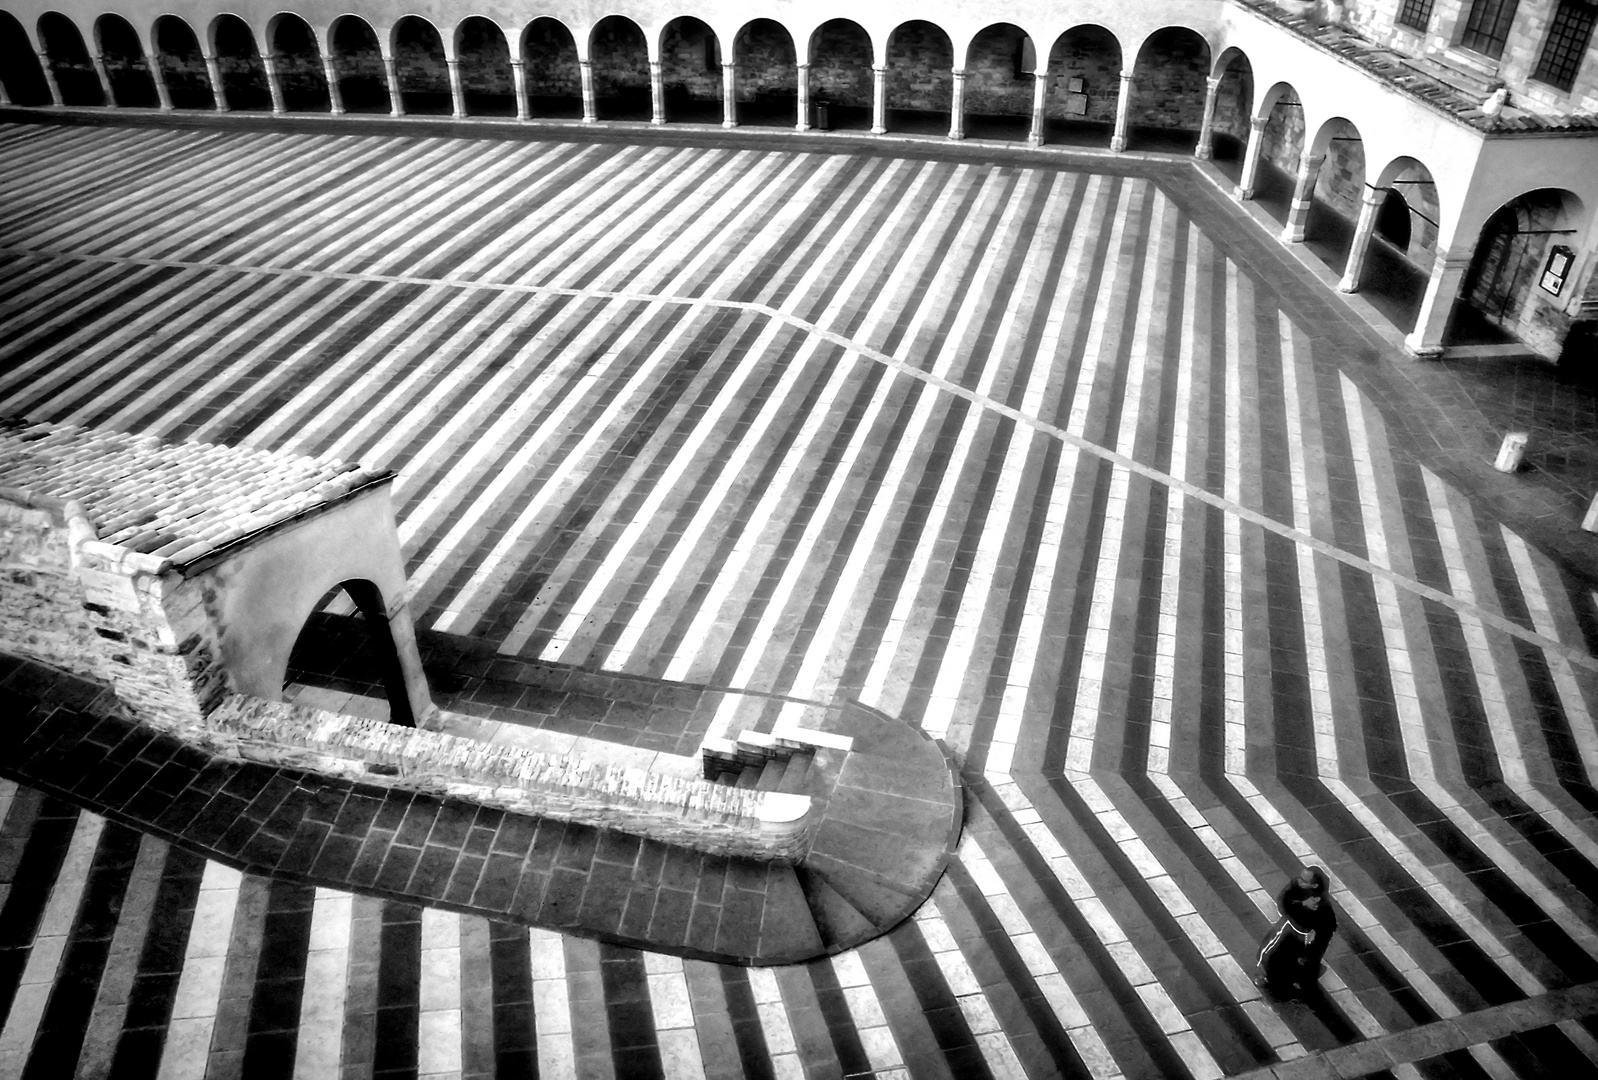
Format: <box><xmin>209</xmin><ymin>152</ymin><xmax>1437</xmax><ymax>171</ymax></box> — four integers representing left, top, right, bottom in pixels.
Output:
<box><xmin>0</xmin><ymin>416</ymin><xmax>392</xmax><ymax>567</ymax></box>
<box><xmin>1233</xmin><ymin>0</ymin><xmax>1598</xmax><ymax>134</ymax></box>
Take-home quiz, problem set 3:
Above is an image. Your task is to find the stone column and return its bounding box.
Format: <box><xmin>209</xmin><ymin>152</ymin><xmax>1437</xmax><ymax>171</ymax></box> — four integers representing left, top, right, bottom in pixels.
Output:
<box><xmin>0</xmin><ymin>75</ymin><xmax>9</xmax><ymax>106</ymax></box>
<box><xmin>510</xmin><ymin>58</ymin><xmax>528</xmax><ymax>119</ymax></box>
<box><xmin>1404</xmin><ymin>249</ymin><xmax>1473</xmax><ymax>357</ymax></box>
<box><xmin>36</xmin><ymin>50</ymin><xmax>64</xmax><ymax>106</ymax></box>
<box><xmin>384</xmin><ymin>56</ymin><xmax>404</xmax><ymax>116</ymax></box>
<box><xmin>203</xmin><ymin>53</ymin><xmax>228</xmax><ymax>112</ymax></box>
<box><xmin>1338</xmin><ymin>186</ymin><xmax>1385</xmax><ymax>293</ymax></box>
<box><xmin>579</xmin><ymin>58</ymin><xmax>596</xmax><ymax>122</ymax></box>
<box><xmin>871</xmin><ymin>64</ymin><xmax>886</xmax><ymax>134</ymax></box>
<box><xmin>1280</xmin><ymin>151</ymin><xmax>1325</xmax><ymax>242</ymax></box>
<box><xmin>795</xmin><ymin>62</ymin><xmax>810</xmax><ymax>131</ymax></box>
<box><xmin>1234</xmin><ymin>115</ymin><xmax>1267</xmax><ymax>200</ymax></box>
<box><xmin>1195</xmin><ymin>74</ymin><xmax>1221</xmax><ymax>160</ymax></box>
<box><xmin>1027</xmin><ymin>69</ymin><xmax>1048</xmax><ymax>146</ymax></box>
<box><xmin>447</xmin><ymin>58</ymin><xmax>465</xmax><ymax>118</ymax></box>
<box><xmin>322</xmin><ymin>54</ymin><xmax>345</xmax><ymax>115</ymax></box>
<box><xmin>1110</xmin><ymin>69</ymin><xmax>1133</xmax><ymax>152</ymax></box>
<box><xmin>91</xmin><ymin>53</ymin><xmax>115</xmax><ymax>106</ymax></box>
<box><xmin>262</xmin><ymin>54</ymin><xmax>286</xmax><ymax>114</ymax></box>
<box><xmin>649</xmin><ymin>59</ymin><xmax>665</xmax><ymax>124</ymax></box>
<box><xmin>722</xmin><ymin>61</ymin><xmax>736</xmax><ymax>128</ymax></box>
<box><xmin>948</xmin><ymin>68</ymin><xmax>965</xmax><ymax>140</ymax></box>
<box><xmin>147</xmin><ymin>51</ymin><xmax>173</xmax><ymax>111</ymax></box>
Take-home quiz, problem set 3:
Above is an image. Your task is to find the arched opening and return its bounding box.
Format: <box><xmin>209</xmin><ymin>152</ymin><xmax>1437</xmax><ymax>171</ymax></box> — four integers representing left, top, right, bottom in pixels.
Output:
<box><xmin>153</xmin><ymin>15</ymin><xmax>211</xmax><ymax>109</ymax></box>
<box><xmin>733</xmin><ymin>18</ymin><xmax>795</xmax><ymax>127</ymax></box>
<box><xmin>885</xmin><ymin>20</ymin><xmax>953</xmax><ymax>135</ymax></box>
<box><xmin>38</xmin><ymin>12</ymin><xmax>101</xmax><ymax>105</ymax></box>
<box><xmin>962</xmin><ymin>23</ymin><xmax>1034</xmax><ymax>141</ymax></box>
<box><xmin>456</xmin><ymin>17</ymin><xmax>513</xmax><ymax>116</ymax></box>
<box><xmin>268</xmin><ymin>13</ymin><xmax>328</xmax><ymax>112</ymax></box>
<box><xmin>393</xmin><ymin>16</ymin><xmax>449</xmax><ymax>115</ymax></box>
<box><xmin>211</xmin><ymin>14</ymin><xmax>269</xmax><ymax>111</ymax></box>
<box><xmin>589</xmin><ymin>15</ymin><xmax>650</xmax><ymax>121</ymax></box>
<box><xmin>1043</xmin><ymin>25</ymin><xmax>1121</xmax><ymax>148</ymax></box>
<box><xmin>283</xmin><ymin>580</ymin><xmax>417</xmax><ymax>728</ymax></box>
<box><xmin>660</xmin><ymin>16</ymin><xmax>721</xmax><ymax>123</ymax></box>
<box><xmin>1208</xmin><ymin>48</ymin><xmax>1254</xmax><ymax>181</ymax></box>
<box><xmin>95</xmin><ymin>14</ymin><xmax>156</xmax><ymax>107</ymax></box>
<box><xmin>0</xmin><ymin>11</ymin><xmax>51</xmax><ymax>105</ymax></box>
<box><xmin>1294</xmin><ymin>117</ymin><xmax>1367</xmax><ymax>280</ymax></box>
<box><xmin>1377</xmin><ymin>190</ymin><xmax>1412</xmax><ymax>251</ymax></box>
<box><xmin>807</xmin><ymin>19</ymin><xmax>872</xmax><ymax>131</ymax></box>
<box><xmin>1249</xmin><ymin>82</ymin><xmax>1305</xmax><ymax>223</ymax></box>
<box><xmin>1454</xmin><ymin>189</ymin><xmax>1585</xmax><ymax>351</ymax></box>
<box><xmin>1129</xmin><ymin>26</ymin><xmax>1210</xmax><ymax>152</ymax></box>
<box><xmin>330</xmin><ymin>16</ymin><xmax>387</xmax><ymax>113</ymax></box>
<box><xmin>521</xmin><ymin>18</ymin><xmax>580</xmax><ymax>119</ymax></box>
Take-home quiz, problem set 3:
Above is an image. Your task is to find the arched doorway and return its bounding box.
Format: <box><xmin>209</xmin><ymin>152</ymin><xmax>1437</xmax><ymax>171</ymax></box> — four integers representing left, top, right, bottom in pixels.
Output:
<box><xmin>522</xmin><ymin>18</ymin><xmax>580</xmax><ymax>119</ymax></box>
<box><xmin>153</xmin><ymin>15</ymin><xmax>210</xmax><ymax>109</ymax></box>
<box><xmin>589</xmin><ymin>15</ymin><xmax>650</xmax><ymax>121</ymax></box>
<box><xmin>885</xmin><ymin>21</ymin><xmax>953</xmax><ymax>135</ymax></box>
<box><xmin>0</xmin><ymin>12</ymin><xmax>51</xmax><ymax>105</ymax></box>
<box><xmin>95</xmin><ymin>14</ymin><xmax>156</xmax><ymax>107</ymax></box>
<box><xmin>660</xmin><ymin>16</ymin><xmax>721</xmax><ymax>123</ymax></box>
<box><xmin>393</xmin><ymin>16</ymin><xmax>450</xmax><ymax>115</ymax></box>
<box><xmin>808</xmin><ymin>19</ymin><xmax>872</xmax><ymax>131</ymax></box>
<box><xmin>38</xmin><ymin>12</ymin><xmax>101</xmax><ymax>106</ymax></box>
<box><xmin>1129</xmin><ymin>26</ymin><xmax>1210</xmax><ymax>152</ymax></box>
<box><xmin>282</xmin><ymin>580</ymin><xmax>418</xmax><ymax>727</ymax></box>
<box><xmin>1377</xmin><ymin>191</ymin><xmax>1412</xmax><ymax>251</ymax></box>
<box><xmin>211</xmin><ymin>14</ymin><xmax>269</xmax><ymax>111</ymax></box>
<box><xmin>268</xmin><ymin>13</ymin><xmax>328</xmax><ymax>112</ymax></box>
<box><xmin>1043</xmin><ymin>26</ymin><xmax>1121</xmax><ymax>148</ymax></box>
<box><xmin>1294</xmin><ymin>117</ymin><xmax>1367</xmax><ymax>279</ymax></box>
<box><xmin>456</xmin><ymin>17</ymin><xmax>513</xmax><ymax>116</ymax></box>
<box><xmin>963</xmin><ymin>23</ymin><xmax>1034</xmax><ymax>141</ymax></box>
<box><xmin>733</xmin><ymin>19</ymin><xmax>795</xmax><ymax>127</ymax></box>
<box><xmin>1455</xmin><ymin>189</ymin><xmax>1585</xmax><ymax>351</ymax></box>
<box><xmin>330</xmin><ymin>16</ymin><xmax>387</xmax><ymax>113</ymax></box>
<box><xmin>1207</xmin><ymin>48</ymin><xmax>1253</xmax><ymax>177</ymax></box>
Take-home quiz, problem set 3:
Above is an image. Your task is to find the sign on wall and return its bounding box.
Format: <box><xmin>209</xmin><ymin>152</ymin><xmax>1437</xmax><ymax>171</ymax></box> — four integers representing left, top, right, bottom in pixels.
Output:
<box><xmin>1541</xmin><ymin>245</ymin><xmax>1574</xmax><ymax>296</ymax></box>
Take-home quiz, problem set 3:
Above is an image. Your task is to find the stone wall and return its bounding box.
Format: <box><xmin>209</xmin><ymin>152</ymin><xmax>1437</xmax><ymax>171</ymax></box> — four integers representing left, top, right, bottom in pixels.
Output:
<box><xmin>886</xmin><ymin>21</ymin><xmax>953</xmax><ymax>112</ymax></box>
<box><xmin>733</xmin><ymin>20</ymin><xmax>795</xmax><ymax>101</ymax></box>
<box><xmin>205</xmin><ymin>693</ymin><xmax>816</xmax><ymax>862</ymax></box>
<box><xmin>1045</xmin><ymin>28</ymin><xmax>1121</xmax><ymax>123</ymax></box>
<box><xmin>1313</xmin><ymin>123</ymin><xmax>1366</xmax><ymax>220</ymax></box>
<box><xmin>1212</xmin><ymin>63</ymin><xmax>1254</xmax><ymax>141</ymax></box>
<box><xmin>1130</xmin><ymin>28</ymin><xmax>1209</xmax><ymax>129</ymax></box>
<box><xmin>965</xmin><ymin>27</ymin><xmax>1033</xmax><ymax>117</ymax></box>
<box><xmin>456</xmin><ymin>18</ymin><xmax>512</xmax><ymax>95</ymax></box>
<box><xmin>808</xmin><ymin>22</ymin><xmax>872</xmax><ymax>106</ymax></box>
<box><xmin>523</xmin><ymin>19</ymin><xmax>579</xmax><ymax>96</ymax></box>
<box><xmin>590</xmin><ymin>18</ymin><xmax>650</xmax><ymax>96</ymax></box>
<box><xmin>394</xmin><ymin>20</ymin><xmax>449</xmax><ymax>95</ymax></box>
<box><xmin>661</xmin><ymin>18</ymin><xmax>721</xmax><ymax>101</ymax></box>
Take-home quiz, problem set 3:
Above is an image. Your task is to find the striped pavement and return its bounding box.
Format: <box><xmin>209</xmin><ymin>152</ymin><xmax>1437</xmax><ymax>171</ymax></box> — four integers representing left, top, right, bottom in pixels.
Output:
<box><xmin>2</xmin><ymin>120</ymin><xmax>1598</xmax><ymax>1078</ymax></box>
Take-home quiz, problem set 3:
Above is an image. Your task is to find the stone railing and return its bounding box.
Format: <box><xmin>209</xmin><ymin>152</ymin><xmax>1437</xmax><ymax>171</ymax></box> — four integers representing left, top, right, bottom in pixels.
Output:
<box><xmin>199</xmin><ymin>693</ymin><xmax>817</xmax><ymax>863</ymax></box>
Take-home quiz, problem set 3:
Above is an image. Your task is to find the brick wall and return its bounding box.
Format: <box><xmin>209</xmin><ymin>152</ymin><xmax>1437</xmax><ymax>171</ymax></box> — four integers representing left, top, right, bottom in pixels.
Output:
<box><xmin>1045</xmin><ymin>28</ymin><xmax>1122</xmax><ymax>123</ymax></box>
<box><xmin>1130</xmin><ymin>29</ymin><xmax>1210</xmax><ymax>130</ymax></box>
<box><xmin>965</xmin><ymin>26</ymin><xmax>1033</xmax><ymax>117</ymax></box>
<box><xmin>591</xmin><ymin>19</ymin><xmax>650</xmax><ymax>96</ymax></box>
<box><xmin>886</xmin><ymin>21</ymin><xmax>953</xmax><ymax>111</ymax></box>
<box><xmin>394</xmin><ymin>20</ymin><xmax>449</xmax><ymax>95</ymax></box>
<box><xmin>524</xmin><ymin>20</ymin><xmax>580</xmax><ymax>97</ymax></box>
<box><xmin>1314</xmin><ymin>124</ymin><xmax>1367</xmax><ymax>220</ymax></box>
<box><xmin>1213</xmin><ymin>63</ymin><xmax>1255</xmax><ymax>141</ymax></box>
<box><xmin>809</xmin><ymin>21</ymin><xmax>873</xmax><ymax>106</ymax></box>
<box><xmin>734</xmin><ymin>20</ymin><xmax>796</xmax><ymax>101</ymax></box>
<box><xmin>661</xmin><ymin>18</ymin><xmax>722</xmax><ymax>101</ymax></box>
<box><xmin>457</xmin><ymin>19</ymin><xmax>513</xmax><ymax>95</ymax></box>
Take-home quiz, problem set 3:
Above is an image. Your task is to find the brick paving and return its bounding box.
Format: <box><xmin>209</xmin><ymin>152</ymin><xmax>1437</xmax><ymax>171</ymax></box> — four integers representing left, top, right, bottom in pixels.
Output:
<box><xmin>1</xmin><ymin>117</ymin><xmax>1598</xmax><ymax>1079</ymax></box>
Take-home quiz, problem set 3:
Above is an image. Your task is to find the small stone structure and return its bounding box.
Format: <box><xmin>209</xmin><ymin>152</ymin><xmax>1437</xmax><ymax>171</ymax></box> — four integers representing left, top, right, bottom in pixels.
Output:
<box><xmin>0</xmin><ymin>416</ymin><xmax>818</xmax><ymax>863</ymax></box>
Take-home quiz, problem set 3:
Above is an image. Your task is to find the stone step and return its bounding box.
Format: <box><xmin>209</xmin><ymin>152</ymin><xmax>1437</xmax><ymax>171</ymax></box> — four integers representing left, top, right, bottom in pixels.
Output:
<box><xmin>755</xmin><ymin>754</ymin><xmax>788</xmax><ymax>791</ymax></box>
<box><xmin>794</xmin><ymin>865</ymin><xmax>876</xmax><ymax>950</ymax></box>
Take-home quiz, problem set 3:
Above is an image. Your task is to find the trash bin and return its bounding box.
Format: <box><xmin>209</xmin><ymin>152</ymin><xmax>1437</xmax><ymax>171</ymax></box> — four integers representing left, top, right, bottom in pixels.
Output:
<box><xmin>812</xmin><ymin>102</ymin><xmax>830</xmax><ymax>131</ymax></box>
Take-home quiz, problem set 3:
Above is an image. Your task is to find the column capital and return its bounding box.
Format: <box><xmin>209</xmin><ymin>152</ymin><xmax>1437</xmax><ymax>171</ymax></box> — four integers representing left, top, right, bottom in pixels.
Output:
<box><xmin>648</xmin><ymin>58</ymin><xmax>661</xmax><ymax>70</ymax></box>
<box><xmin>873</xmin><ymin>65</ymin><xmax>887</xmax><ymax>75</ymax></box>
<box><xmin>1119</xmin><ymin>69</ymin><xmax>1135</xmax><ymax>82</ymax></box>
<box><xmin>951</xmin><ymin>67</ymin><xmax>966</xmax><ymax>79</ymax></box>
<box><xmin>1360</xmin><ymin>185</ymin><xmax>1385</xmax><ymax>206</ymax></box>
<box><xmin>796</xmin><ymin>61</ymin><xmax>810</xmax><ymax>71</ymax></box>
<box><xmin>509</xmin><ymin>58</ymin><xmax>524</xmax><ymax>68</ymax></box>
<box><xmin>1249</xmin><ymin>114</ymin><xmax>1267</xmax><ymax>131</ymax></box>
<box><xmin>1206</xmin><ymin>73</ymin><xmax>1223</xmax><ymax>91</ymax></box>
<box><xmin>579</xmin><ymin>57</ymin><xmax>592</xmax><ymax>69</ymax></box>
<box><xmin>1299</xmin><ymin>151</ymin><xmax>1326</xmax><ymax>168</ymax></box>
<box><xmin>446</xmin><ymin>57</ymin><xmax>460</xmax><ymax>68</ymax></box>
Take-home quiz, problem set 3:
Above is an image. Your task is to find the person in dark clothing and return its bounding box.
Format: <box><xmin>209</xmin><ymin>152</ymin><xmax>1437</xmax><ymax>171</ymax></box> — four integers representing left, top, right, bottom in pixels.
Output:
<box><xmin>1256</xmin><ymin>866</ymin><xmax>1337</xmax><ymax>997</ymax></box>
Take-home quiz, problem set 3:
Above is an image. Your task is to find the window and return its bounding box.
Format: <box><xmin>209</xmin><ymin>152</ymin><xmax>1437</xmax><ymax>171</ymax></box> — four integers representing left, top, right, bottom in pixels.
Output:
<box><xmin>1533</xmin><ymin>0</ymin><xmax>1597</xmax><ymax>90</ymax></box>
<box><xmin>1459</xmin><ymin>0</ymin><xmax>1520</xmax><ymax>57</ymax></box>
<box><xmin>1397</xmin><ymin>0</ymin><xmax>1435</xmax><ymax>30</ymax></box>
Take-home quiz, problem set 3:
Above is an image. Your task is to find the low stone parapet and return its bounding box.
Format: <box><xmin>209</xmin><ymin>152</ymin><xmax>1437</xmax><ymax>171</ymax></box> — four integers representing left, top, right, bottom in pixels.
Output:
<box><xmin>200</xmin><ymin>692</ymin><xmax>815</xmax><ymax>863</ymax></box>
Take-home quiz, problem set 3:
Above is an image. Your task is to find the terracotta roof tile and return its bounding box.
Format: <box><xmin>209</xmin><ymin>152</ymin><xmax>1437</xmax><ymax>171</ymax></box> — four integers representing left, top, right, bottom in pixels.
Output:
<box><xmin>0</xmin><ymin>416</ymin><xmax>393</xmax><ymax>567</ymax></box>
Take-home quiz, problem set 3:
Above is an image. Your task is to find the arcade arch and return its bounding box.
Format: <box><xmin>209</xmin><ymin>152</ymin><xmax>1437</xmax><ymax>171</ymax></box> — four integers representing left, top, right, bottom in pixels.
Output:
<box><xmin>1129</xmin><ymin>27</ymin><xmax>1209</xmax><ymax>153</ymax></box>
<box><xmin>267</xmin><ymin>13</ymin><xmax>328</xmax><ymax>112</ymax></box>
<box><xmin>521</xmin><ymin>17</ymin><xmax>580</xmax><ymax>119</ymax></box>
<box><xmin>210</xmin><ymin>13</ymin><xmax>269</xmax><ymax>111</ymax></box>
<box><xmin>330</xmin><ymin>15</ymin><xmax>387</xmax><ymax>113</ymax></box>
<box><xmin>153</xmin><ymin>14</ymin><xmax>210</xmax><ymax>109</ymax></box>
<box><xmin>807</xmin><ymin>18</ymin><xmax>872</xmax><ymax>130</ymax></box>
<box><xmin>1043</xmin><ymin>25</ymin><xmax>1121</xmax><ymax>148</ymax></box>
<box><xmin>392</xmin><ymin>15</ymin><xmax>449</xmax><ymax>115</ymax></box>
<box><xmin>962</xmin><ymin>22</ymin><xmax>1033</xmax><ymax>141</ymax></box>
<box><xmin>660</xmin><ymin>16</ymin><xmax>721</xmax><ymax>123</ymax></box>
<box><xmin>455</xmin><ymin>16</ymin><xmax>512</xmax><ymax>116</ymax></box>
<box><xmin>589</xmin><ymin>14</ymin><xmax>650</xmax><ymax>121</ymax></box>
<box><xmin>1456</xmin><ymin>188</ymin><xmax>1587</xmax><ymax>351</ymax></box>
<box><xmin>284</xmin><ymin>579</ymin><xmax>419</xmax><ymax>728</ymax></box>
<box><xmin>733</xmin><ymin>18</ymin><xmax>794</xmax><ymax>127</ymax></box>
<box><xmin>94</xmin><ymin>13</ymin><xmax>156</xmax><ymax>107</ymax></box>
<box><xmin>884</xmin><ymin>20</ymin><xmax>952</xmax><ymax>135</ymax></box>
<box><xmin>39</xmin><ymin>10</ymin><xmax>100</xmax><ymax>105</ymax></box>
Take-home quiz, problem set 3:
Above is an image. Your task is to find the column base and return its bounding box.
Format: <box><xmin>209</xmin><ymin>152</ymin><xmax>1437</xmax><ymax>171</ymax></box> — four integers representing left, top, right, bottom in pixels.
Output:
<box><xmin>948</xmin><ymin>130</ymin><xmax>964</xmax><ymax>140</ymax></box>
<box><xmin>797</xmin><ymin>121</ymin><xmax>811</xmax><ymax>132</ymax></box>
<box><xmin>870</xmin><ymin>125</ymin><xmax>886</xmax><ymax>135</ymax></box>
<box><xmin>1195</xmin><ymin>145</ymin><xmax>1213</xmax><ymax>160</ymax></box>
<box><xmin>331</xmin><ymin>106</ymin><xmax>346</xmax><ymax>117</ymax></box>
<box><xmin>1336</xmin><ymin>277</ymin><xmax>1358</xmax><ymax>294</ymax></box>
<box><xmin>215</xmin><ymin>106</ymin><xmax>230</xmax><ymax>114</ymax></box>
<box><xmin>722</xmin><ymin>120</ymin><xmax>737</xmax><ymax>129</ymax></box>
<box><xmin>1403</xmin><ymin>332</ymin><xmax>1446</xmax><ymax>358</ymax></box>
<box><xmin>1233</xmin><ymin>185</ymin><xmax>1254</xmax><ymax>201</ymax></box>
<box><xmin>272</xmin><ymin>107</ymin><xmax>286</xmax><ymax>116</ymax></box>
<box><xmin>1109</xmin><ymin>136</ymin><xmax>1127</xmax><ymax>153</ymax></box>
<box><xmin>390</xmin><ymin>110</ymin><xmax>404</xmax><ymax>118</ymax></box>
<box><xmin>516</xmin><ymin>111</ymin><xmax>528</xmax><ymax>122</ymax></box>
<box><xmin>159</xmin><ymin>105</ymin><xmax>174</xmax><ymax>114</ymax></box>
<box><xmin>1281</xmin><ymin>226</ymin><xmax>1306</xmax><ymax>243</ymax></box>
<box><xmin>651</xmin><ymin>117</ymin><xmax>666</xmax><ymax>126</ymax></box>
<box><xmin>1027</xmin><ymin>134</ymin><xmax>1043</xmax><ymax>147</ymax></box>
